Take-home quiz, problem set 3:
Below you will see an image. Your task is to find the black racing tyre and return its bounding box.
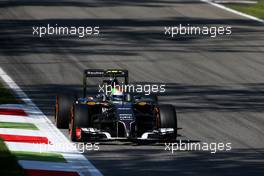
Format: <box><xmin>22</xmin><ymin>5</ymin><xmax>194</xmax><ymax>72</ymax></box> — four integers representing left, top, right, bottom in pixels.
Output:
<box><xmin>159</xmin><ymin>104</ymin><xmax>177</xmax><ymax>138</ymax></box>
<box><xmin>70</xmin><ymin>104</ymin><xmax>90</xmax><ymax>142</ymax></box>
<box><xmin>55</xmin><ymin>94</ymin><xmax>75</xmax><ymax>129</ymax></box>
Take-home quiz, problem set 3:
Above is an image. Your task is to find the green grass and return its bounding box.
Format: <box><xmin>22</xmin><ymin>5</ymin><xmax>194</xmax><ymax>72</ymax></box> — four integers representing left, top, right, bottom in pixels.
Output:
<box><xmin>0</xmin><ymin>82</ymin><xmax>17</xmax><ymax>104</ymax></box>
<box><xmin>0</xmin><ymin>139</ymin><xmax>25</xmax><ymax>176</ymax></box>
<box><xmin>227</xmin><ymin>0</ymin><xmax>264</xmax><ymax>19</ymax></box>
<box><xmin>0</xmin><ymin>122</ymin><xmax>39</xmax><ymax>130</ymax></box>
<box><xmin>13</xmin><ymin>151</ymin><xmax>67</xmax><ymax>163</ymax></box>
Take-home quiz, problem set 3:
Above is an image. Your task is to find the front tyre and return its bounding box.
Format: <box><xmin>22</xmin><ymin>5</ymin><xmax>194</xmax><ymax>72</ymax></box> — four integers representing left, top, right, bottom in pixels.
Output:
<box><xmin>158</xmin><ymin>105</ymin><xmax>177</xmax><ymax>139</ymax></box>
<box><xmin>55</xmin><ymin>94</ymin><xmax>75</xmax><ymax>129</ymax></box>
<box><xmin>70</xmin><ymin>104</ymin><xmax>90</xmax><ymax>142</ymax></box>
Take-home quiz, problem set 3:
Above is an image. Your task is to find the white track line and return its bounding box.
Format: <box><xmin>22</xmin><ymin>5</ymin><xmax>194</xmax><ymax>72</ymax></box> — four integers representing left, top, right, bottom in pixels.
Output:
<box><xmin>6</xmin><ymin>142</ymin><xmax>53</xmax><ymax>152</ymax></box>
<box><xmin>0</xmin><ymin>115</ymin><xmax>29</xmax><ymax>123</ymax></box>
<box><xmin>0</xmin><ymin>67</ymin><xmax>103</xmax><ymax>176</ymax></box>
<box><xmin>0</xmin><ymin>128</ymin><xmax>42</xmax><ymax>136</ymax></box>
<box><xmin>5</xmin><ymin>142</ymin><xmax>73</xmax><ymax>153</ymax></box>
<box><xmin>202</xmin><ymin>0</ymin><xmax>264</xmax><ymax>24</ymax></box>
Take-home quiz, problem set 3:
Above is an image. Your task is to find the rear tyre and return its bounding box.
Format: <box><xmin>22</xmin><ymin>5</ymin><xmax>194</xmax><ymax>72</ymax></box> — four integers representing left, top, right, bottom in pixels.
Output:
<box><xmin>159</xmin><ymin>105</ymin><xmax>177</xmax><ymax>139</ymax></box>
<box><xmin>70</xmin><ymin>104</ymin><xmax>90</xmax><ymax>142</ymax></box>
<box><xmin>55</xmin><ymin>94</ymin><xmax>75</xmax><ymax>129</ymax></box>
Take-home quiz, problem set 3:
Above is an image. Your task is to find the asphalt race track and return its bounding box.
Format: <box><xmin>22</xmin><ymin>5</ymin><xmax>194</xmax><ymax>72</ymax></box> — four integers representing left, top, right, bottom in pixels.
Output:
<box><xmin>1</xmin><ymin>0</ymin><xmax>264</xmax><ymax>175</ymax></box>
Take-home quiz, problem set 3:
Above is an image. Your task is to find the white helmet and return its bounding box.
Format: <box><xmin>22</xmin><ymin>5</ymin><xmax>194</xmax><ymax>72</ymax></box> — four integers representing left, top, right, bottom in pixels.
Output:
<box><xmin>111</xmin><ymin>87</ymin><xmax>124</xmax><ymax>101</ymax></box>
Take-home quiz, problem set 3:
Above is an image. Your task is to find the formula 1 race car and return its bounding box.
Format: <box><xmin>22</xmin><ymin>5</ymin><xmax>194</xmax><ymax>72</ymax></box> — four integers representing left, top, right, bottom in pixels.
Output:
<box><xmin>55</xmin><ymin>69</ymin><xmax>177</xmax><ymax>142</ymax></box>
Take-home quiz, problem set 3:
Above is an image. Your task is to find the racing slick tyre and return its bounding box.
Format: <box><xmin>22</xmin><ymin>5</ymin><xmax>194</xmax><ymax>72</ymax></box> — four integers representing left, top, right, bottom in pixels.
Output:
<box><xmin>159</xmin><ymin>105</ymin><xmax>177</xmax><ymax>139</ymax></box>
<box><xmin>70</xmin><ymin>104</ymin><xmax>89</xmax><ymax>142</ymax></box>
<box><xmin>55</xmin><ymin>94</ymin><xmax>75</xmax><ymax>129</ymax></box>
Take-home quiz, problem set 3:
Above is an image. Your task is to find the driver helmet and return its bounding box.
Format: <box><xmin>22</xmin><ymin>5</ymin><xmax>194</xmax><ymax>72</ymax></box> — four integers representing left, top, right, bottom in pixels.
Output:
<box><xmin>111</xmin><ymin>87</ymin><xmax>124</xmax><ymax>101</ymax></box>
<box><xmin>110</xmin><ymin>77</ymin><xmax>119</xmax><ymax>87</ymax></box>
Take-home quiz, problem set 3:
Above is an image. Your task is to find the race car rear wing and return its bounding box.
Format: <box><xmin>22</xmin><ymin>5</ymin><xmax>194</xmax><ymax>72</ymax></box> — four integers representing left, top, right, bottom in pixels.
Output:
<box><xmin>83</xmin><ymin>69</ymin><xmax>129</xmax><ymax>97</ymax></box>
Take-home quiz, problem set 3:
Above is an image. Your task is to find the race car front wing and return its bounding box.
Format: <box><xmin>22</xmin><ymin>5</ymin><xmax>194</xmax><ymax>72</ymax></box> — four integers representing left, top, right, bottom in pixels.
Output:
<box><xmin>77</xmin><ymin>127</ymin><xmax>175</xmax><ymax>141</ymax></box>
